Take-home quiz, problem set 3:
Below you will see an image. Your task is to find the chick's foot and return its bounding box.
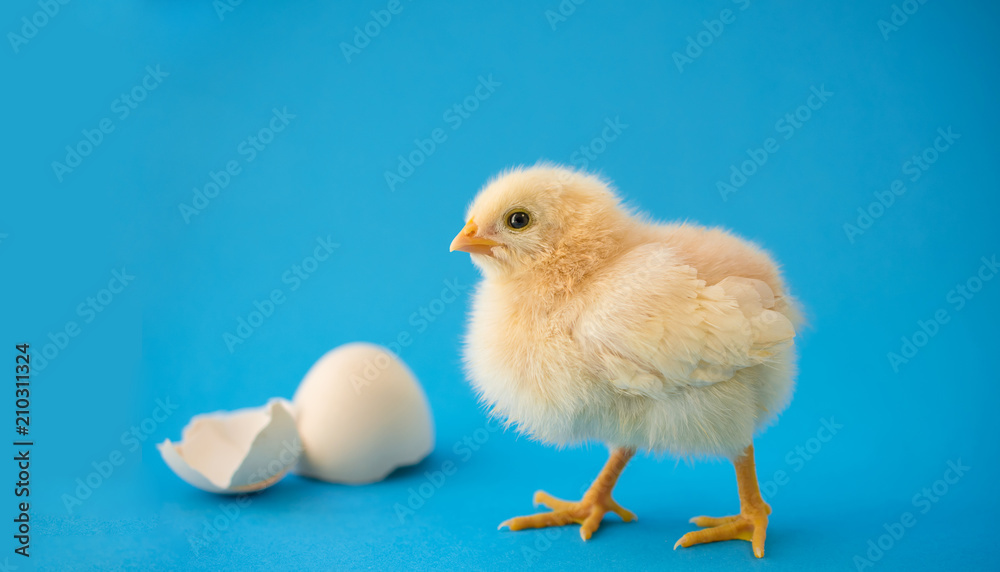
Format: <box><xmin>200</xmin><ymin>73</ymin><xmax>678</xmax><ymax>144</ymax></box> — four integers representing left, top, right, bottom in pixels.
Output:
<box><xmin>499</xmin><ymin>489</ymin><xmax>636</xmax><ymax>541</ymax></box>
<box><xmin>498</xmin><ymin>447</ymin><xmax>636</xmax><ymax>541</ymax></box>
<box><xmin>674</xmin><ymin>504</ymin><xmax>770</xmax><ymax>558</ymax></box>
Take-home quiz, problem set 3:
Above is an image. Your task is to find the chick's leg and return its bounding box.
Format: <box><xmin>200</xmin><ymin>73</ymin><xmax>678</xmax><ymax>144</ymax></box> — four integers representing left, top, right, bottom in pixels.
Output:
<box><xmin>674</xmin><ymin>443</ymin><xmax>771</xmax><ymax>558</ymax></box>
<box><xmin>499</xmin><ymin>447</ymin><xmax>636</xmax><ymax>541</ymax></box>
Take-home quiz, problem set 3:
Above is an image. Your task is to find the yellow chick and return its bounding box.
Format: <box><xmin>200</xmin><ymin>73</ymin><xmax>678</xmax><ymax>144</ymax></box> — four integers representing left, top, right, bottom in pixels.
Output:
<box><xmin>449</xmin><ymin>165</ymin><xmax>801</xmax><ymax>558</ymax></box>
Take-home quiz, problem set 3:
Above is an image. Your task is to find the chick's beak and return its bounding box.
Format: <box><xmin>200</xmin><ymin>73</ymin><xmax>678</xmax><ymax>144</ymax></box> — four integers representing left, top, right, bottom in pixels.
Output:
<box><xmin>450</xmin><ymin>219</ymin><xmax>500</xmax><ymax>256</ymax></box>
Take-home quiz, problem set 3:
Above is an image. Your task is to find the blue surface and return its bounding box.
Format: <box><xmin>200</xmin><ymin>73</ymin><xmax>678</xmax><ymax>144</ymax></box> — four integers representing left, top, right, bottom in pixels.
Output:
<box><xmin>2</xmin><ymin>1</ymin><xmax>998</xmax><ymax>570</ymax></box>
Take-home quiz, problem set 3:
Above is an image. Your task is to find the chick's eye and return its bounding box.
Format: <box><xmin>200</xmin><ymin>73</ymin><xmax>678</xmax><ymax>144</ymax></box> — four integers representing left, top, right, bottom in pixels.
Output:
<box><xmin>507</xmin><ymin>211</ymin><xmax>530</xmax><ymax>230</ymax></box>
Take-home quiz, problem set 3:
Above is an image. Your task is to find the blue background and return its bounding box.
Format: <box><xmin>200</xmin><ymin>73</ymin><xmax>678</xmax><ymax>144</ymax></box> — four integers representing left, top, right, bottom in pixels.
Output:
<box><xmin>2</xmin><ymin>0</ymin><xmax>998</xmax><ymax>570</ymax></box>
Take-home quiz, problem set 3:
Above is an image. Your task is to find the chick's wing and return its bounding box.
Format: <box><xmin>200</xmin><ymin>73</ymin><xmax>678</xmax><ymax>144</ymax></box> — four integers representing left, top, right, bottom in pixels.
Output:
<box><xmin>572</xmin><ymin>243</ymin><xmax>795</xmax><ymax>397</ymax></box>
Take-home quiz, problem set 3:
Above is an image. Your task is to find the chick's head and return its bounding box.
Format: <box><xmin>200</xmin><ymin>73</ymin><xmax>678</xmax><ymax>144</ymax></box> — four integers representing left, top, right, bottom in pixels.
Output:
<box><xmin>450</xmin><ymin>165</ymin><xmax>631</xmax><ymax>279</ymax></box>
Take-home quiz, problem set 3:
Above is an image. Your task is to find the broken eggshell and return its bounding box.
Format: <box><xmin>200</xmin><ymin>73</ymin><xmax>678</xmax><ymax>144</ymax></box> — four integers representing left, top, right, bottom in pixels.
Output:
<box><xmin>293</xmin><ymin>342</ymin><xmax>434</xmax><ymax>484</ymax></box>
<box><xmin>157</xmin><ymin>398</ymin><xmax>302</xmax><ymax>493</ymax></box>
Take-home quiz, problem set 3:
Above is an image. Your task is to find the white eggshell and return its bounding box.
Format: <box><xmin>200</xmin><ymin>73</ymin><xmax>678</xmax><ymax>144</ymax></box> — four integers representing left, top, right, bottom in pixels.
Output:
<box><xmin>293</xmin><ymin>343</ymin><xmax>434</xmax><ymax>484</ymax></box>
<box><xmin>157</xmin><ymin>398</ymin><xmax>302</xmax><ymax>494</ymax></box>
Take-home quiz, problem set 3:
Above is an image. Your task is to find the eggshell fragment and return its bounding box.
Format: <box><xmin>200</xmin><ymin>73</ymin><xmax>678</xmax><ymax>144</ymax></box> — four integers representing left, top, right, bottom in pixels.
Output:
<box><xmin>158</xmin><ymin>398</ymin><xmax>301</xmax><ymax>494</ymax></box>
<box><xmin>293</xmin><ymin>343</ymin><xmax>434</xmax><ymax>484</ymax></box>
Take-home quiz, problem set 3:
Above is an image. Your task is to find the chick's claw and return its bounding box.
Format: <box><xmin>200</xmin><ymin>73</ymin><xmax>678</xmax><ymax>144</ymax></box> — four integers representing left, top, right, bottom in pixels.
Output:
<box><xmin>498</xmin><ymin>489</ymin><xmax>637</xmax><ymax>541</ymax></box>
